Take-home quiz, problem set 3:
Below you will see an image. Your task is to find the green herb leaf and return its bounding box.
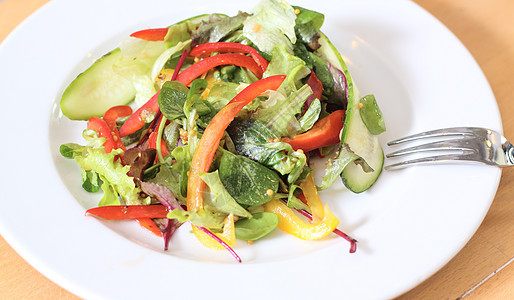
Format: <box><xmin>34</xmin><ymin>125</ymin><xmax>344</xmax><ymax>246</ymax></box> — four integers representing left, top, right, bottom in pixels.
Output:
<box><xmin>293</xmin><ymin>6</ymin><xmax>324</xmax><ymax>44</ymax></box>
<box><xmin>234</xmin><ymin>212</ymin><xmax>279</xmax><ymax>240</ymax></box>
<box><xmin>200</xmin><ymin>170</ymin><xmax>253</xmax><ymax>218</ymax></box>
<box><xmin>359</xmin><ymin>94</ymin><xmax>386</xmax><ymax>135</ymax></box>
<box><xmin>228</xmin><ymin>118</ymin><xmax>307</xmax><ymax>184</ymax></box>
<box><xmin>158</xmin><ymin>81</ymin><xmax>188</xmax><ymax>120</ymax></box>
<box><xmin>218</xmin><ymin>151</ymin><xmax>279</xmax><ymax>206</ymax></box>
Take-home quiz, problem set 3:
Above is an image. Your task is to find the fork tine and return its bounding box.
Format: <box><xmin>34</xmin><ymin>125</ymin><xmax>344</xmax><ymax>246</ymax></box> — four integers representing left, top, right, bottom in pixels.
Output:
<box><xmin>384</xmin><ymin>153</ymin><xmax>479</xmax><ymax>170</ymax></box>
<box><xmin>387</xmin><ymin>127</ymin><xmax>476</xmax><ymax>146</ymax></box>
<box><xmin>386</xmin><ymin>138</ymin><xmax>477</xmax><ymax>158</ymax></box>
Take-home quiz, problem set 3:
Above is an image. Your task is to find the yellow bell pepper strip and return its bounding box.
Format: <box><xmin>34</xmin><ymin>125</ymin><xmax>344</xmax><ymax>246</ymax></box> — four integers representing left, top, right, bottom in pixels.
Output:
<box><xmin>192</xmin><ymin>214</ymin><xmax>235</xmax><ymax>250</ymax></box>
<box><xmin>176</xmin><ymin>53</ymin><xmax>264</xmax><ymax>86</ymax></box>
<box><xmin>186</xmin><ymin>75</ymin><xmax>286</xmax><ymax>251</ymax></box>
<box><xmin>190</xmin><ymin>42</ymin><xmax>269</xmax><ymax>72</ymax></box>
<box><xmin>264</xmin><ymin>199</ymin><xmax>339</xmax><ymax>240</ymax></box>
<box><xmin>195</xmin><ymin>215</ymin><xmax>241</xmax><ymax>263</ymax></box>
<box><xmin>299</xmin><ymin>174</ymin><xmax>324</xmax><ymax>224</ymax></box>
<box><xmin>294</xmin><ymin>207</ymin><xmax>358</xmax><ymax>253</ymax></box>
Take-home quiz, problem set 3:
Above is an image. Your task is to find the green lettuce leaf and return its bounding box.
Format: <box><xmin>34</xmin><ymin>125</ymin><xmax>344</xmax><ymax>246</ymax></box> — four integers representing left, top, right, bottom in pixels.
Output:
<box><xmin>81</xmin><ymin>169</ymin><xmax>102</xmax><ymax>193</ymax></box>
<box><xmin>151</xmin><ymin>39</ymin><xmax>191</xmax><ymax>79</ymax></box>
<box><xmin>298</xmin><ymin>98</ymin><xmax>321</xmax><ymax>132</ymax></box>
<box><xmin>254</xmin><ymin>84</ymin><xmax>312</xmax><ymax>138</ymax></box>
<box><xmin>149</xmin><ymin>163</ymin><xmax>186</xmax><ymax>204</ymax></box>
<box><xmin>166</xmin><ymin>206</ymin><xmax>225</xmax><ymax>230</ymax></box>
<box><xmin>192</xmin><ymin>12</ymin><xmax>249</xmax><ymax>45</ymax></box>
<box><xmin>242</xmin><ymin>0</ymin><xmax>297</xmax><ymax>55</ymax></box>
<box><xmin>287</xmin><ymin>184</ymin><xmax>310</xmax><ymax>211</ymax></box>
<box><xmin>61</xmin><ymin>143</ymin><xmax>143</xmax><ymax>205</ymax></box>
<box><xmin>98</xmin><ymin>179</ymin><xmax>121</xmax><ymax>206</ymax></box>
<box><xmin>199</xmin><ymin>170</ymin><xmax>253</xmax><ymax>218</ymax></box>
<box><xmin>263</xmin><ymin>45</ymin><xmax>310</xmax><ymax>93</ymax></box>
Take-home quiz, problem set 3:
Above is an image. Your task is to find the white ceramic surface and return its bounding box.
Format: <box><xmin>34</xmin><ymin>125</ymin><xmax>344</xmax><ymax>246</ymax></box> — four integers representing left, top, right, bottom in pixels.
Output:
<box><xmin>0</xmin><ymin>0</ymin><xmax>502</xmax><ymax>299</ymax></box>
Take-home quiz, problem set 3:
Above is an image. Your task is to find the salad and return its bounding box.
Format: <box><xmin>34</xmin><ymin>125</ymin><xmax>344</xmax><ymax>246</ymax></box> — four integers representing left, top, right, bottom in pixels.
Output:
<box><xmin>59</xmin><ymin>0</ymin><xmax>385</xmax><ymax>262</ymax></box>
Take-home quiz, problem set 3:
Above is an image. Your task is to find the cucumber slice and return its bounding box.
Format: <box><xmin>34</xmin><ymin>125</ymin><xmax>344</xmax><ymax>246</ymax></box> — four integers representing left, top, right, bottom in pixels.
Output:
<box><xmin>60</xmin><ymin>48</ymin><xmax>136</xmax><ymax>120</ymax></box>
<box><xmin>61</xmin><ymin>14</ymin><xmax>227</xmax><ymax>121</ymax></box>
<box><xmin>317</xmin><ymin>33</ymin><xmax>384</xmax><ymax>193</ymax></box>
<box><xmin>340</xmin><ymin>85</ymin><xmax>384</xmax><ymax>193</ymax></box>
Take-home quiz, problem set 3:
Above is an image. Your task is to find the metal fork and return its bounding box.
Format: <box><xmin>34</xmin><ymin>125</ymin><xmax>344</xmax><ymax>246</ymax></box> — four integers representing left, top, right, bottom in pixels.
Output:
<box><xmin>384</xmin><ymin>127</ymin><xmax>514</xmax><ymax>170</ymax></box>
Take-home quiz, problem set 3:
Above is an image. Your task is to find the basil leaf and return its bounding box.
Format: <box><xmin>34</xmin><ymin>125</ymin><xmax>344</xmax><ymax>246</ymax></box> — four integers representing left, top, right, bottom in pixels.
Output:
<box><xmin>158</xmin><ymin>81</ymin><xmax>188</xmax><ymax>120</ymax></box>
<box><xmin>293</xmin><ymin>6</ymin><xmax>324</xmax><ymax>44</ymax></box>
<box><xmin>219</xmin><ymin>150</ymin><xmax>279</xmax><ymax>206</ymax></box>
<box><xmin>235</xmin><ymin>212</ymin><xmax>279</xmax><ymax>241</ymax></box>
<box><xmin>228</xmin><ymin>118</ymin><xmax>307</xmax><ymax>184</ymax></box>
<box><xmin>199</xmin><ymin>170</ymin><xmax>252</xmax><ymax>218</ymax></box>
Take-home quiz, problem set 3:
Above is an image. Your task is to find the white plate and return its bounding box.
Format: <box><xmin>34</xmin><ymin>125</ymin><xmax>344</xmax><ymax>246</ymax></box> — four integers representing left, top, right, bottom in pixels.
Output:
<box><xmin>0</xmin><ymin>0</ymin><xmax>502</xmax><ymax>299</ymax></box>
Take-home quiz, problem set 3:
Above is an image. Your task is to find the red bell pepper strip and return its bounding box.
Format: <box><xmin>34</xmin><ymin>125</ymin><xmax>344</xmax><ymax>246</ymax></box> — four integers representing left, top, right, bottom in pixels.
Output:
<box><xmin>118</xmin><ymin>50</ymin><xmax>189</xmax><ymax>138</ymax></box>
<box><xmin>129</xmin><ymin>28</ymin><xmax>169</xmax><ymax>41</ymax></box>
<box><xmin>282</xmin><ymin>109</ymin><xmax>345</xmax><ymax>152</ymax></box>
<box><xmin>118</xmin><ymin>92</ymin><xmax>160</xmax><ymax>137</ymax></box>
<box><xmin>136</xmin><ymin>218</ymin><xmax>163</xmax><ymax>237</ymax></box>
<box><xmin>87</xmin><ymin>117</ymin><xmax>120</xmax><ymax>153</ymax></box>
<box><xmin>103</xmin><ymin>105</ymin><xmax>133</xmax><ymax>129</ymax></box>
<box><xmin>149</xmin><ymin>131</ymin><xmax>170</xmax><ymax>157</ymax></box>
<box><xmin>177</xmin><ymin>53</ymin><xmax>263</xmax><ymax>86</ymax></box>
<box><xmin>187</xmin><ymin>75</ymin><xmax>286</xmax><ymax>211</ymax></box>
<box><xmin>190</xmin><ymin>42</ymin><xmax>269</xmax><ymax>72</ymax></box>
<box><xmin>303</xmin><ymin>71</ymin><xmax>323</xmax><ymax>114</ymax></box>
<box><xmin>102</xmin><ymin>105</ymin><xmax>132</xmax><ymax>150</ymax></box>
<box><xmin>86</xmin><ymin>205</ymin><xmax>169</xmax><ymax>220</ymax></box>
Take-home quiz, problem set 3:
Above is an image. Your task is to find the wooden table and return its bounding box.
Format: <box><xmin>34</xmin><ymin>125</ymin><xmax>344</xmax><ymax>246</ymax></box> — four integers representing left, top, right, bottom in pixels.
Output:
<box><xmin>1</xmin><ymin>0</ymin><xmax>512</xmax><ymax>298</ymax></box>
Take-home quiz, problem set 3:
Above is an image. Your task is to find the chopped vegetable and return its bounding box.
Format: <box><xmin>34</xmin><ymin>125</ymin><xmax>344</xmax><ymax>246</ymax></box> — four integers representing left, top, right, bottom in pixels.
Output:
<box><xmin>281</xmin><ymin>109</ymin><xmax>345</xmax><ymax>152</ymax></box>
<box><xmin>177</xmin><ymin>53</ymin><xmax>264</xmax><ymax>85</ymax></box>
<box><xmin>190</xmin><ymin>42</ymin><xmax>269</xmax><ymax>71</ymax></box>
<box><xmin>130</xmin><ymin>28</ymin><xmax>169</xmax><ymax>41</ymax></box>
<box><xmin>87</xmin><ymin>117</ymin><xmax>124</xmax><ymax>153</ymax></box>
<box><xmin>86</xmin><ymin>205</ymin><xmax>169</xmax><ymax>220</ymax></box>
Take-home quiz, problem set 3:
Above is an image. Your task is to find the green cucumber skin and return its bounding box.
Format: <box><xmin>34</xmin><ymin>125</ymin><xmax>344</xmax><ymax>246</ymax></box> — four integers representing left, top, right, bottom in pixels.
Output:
<box><xmin>317</xmin><ymin>33</ymin><xmax>384</xmax><ymax>193</ymax></box>
<box><xmin>60</xmin><ymin>48</ymin><xmax>136</xmax><ymax>120</ymax></box>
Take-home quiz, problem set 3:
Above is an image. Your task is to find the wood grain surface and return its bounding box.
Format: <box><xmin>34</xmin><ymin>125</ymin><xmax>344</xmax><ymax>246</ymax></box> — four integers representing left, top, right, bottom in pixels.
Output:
<box><xmin>0</xmin><ymin>0</ymin><xmax>512</xmax><ymax>299</ymax></box>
